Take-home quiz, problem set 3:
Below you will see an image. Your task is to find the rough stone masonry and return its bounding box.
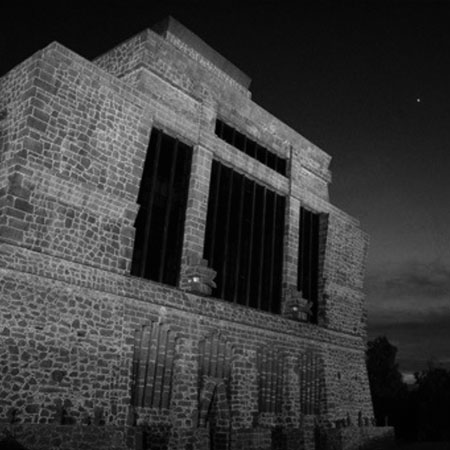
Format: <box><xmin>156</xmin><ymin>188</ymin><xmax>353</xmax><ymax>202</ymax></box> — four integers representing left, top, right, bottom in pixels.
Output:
<box><xmin>0</xmin><ymin>16</ymin><xmax>393</xmax><ymax>450</ymax></box>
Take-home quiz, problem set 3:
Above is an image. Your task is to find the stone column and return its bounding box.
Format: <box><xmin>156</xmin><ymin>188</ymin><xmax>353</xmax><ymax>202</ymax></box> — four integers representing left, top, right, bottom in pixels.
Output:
<box><xmin>179</xmin><ymin>145</ymin><xmax>214</xmax><ymax>292</ymax></box>
<box><xmin>281</xmin><ymin>195</ymin><xmax>300</xmax><ymax>316</ymax></box>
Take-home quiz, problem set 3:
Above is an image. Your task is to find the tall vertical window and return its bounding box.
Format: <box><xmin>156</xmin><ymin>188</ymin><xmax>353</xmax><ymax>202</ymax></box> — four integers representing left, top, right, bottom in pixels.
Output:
<box><xmin>204</xmin><ymin>160</ymin><xmax>285</xmax><ymax>313</ymax></box>
<box><xmin>297</xmin><ymin>207</ymin><xmax>321</xmax><ymax>322</ymax></box>
<box><xmin>131</xmin><ymin>128</ymin><xmax>192</xmax><ymax>286</ymax></box>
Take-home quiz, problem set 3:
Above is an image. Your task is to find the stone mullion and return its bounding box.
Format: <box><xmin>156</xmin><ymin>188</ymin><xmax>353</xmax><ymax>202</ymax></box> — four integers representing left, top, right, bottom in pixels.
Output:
<box><xmin>280</xmin><ymin>195</ymin><xmax>300</xmax><ymax>319</ymax></box>
<box><xmin>179</xmin><ymin>144</ymin><xmax>213</xmax><ymax>288</ymax></box>
<box><xmin>282</xmin><ymin>195</ymin><xmax>300</xmax><ymax>291</ymax></box>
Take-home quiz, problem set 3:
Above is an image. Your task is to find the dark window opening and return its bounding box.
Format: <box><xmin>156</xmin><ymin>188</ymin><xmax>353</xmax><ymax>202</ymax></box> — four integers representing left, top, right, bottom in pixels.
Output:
<box><xmin>204</xmin><ymin>160</ymin><xmax>285</xmax><ymax>313</ymax></box>
<box><xmin>297</xmin><ymin>207</ymin><xmax>320</xmax><ymax>322</ymax></box>
<box><xmin>215</xmin><ymin>119</ymin><xmax>287</xmax><ymax>176</ymax></box>
<box><xmin>131</xmin><ymin>128</ymin><xmax>192</xmax><ymax>286</ymax></box>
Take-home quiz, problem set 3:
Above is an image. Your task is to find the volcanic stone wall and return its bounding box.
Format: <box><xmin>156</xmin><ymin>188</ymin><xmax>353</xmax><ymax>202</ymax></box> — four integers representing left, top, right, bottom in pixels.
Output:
<box><xmin>0</xmin><ymin>19</ymin><xmax>381</xmax><ymax>450</ymax></box>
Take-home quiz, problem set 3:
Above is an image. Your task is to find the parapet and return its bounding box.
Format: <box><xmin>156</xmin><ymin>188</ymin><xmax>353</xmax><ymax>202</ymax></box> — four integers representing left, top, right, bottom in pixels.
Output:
<box><xmin>152</xmin><ymin>16</ymin><xmax>251</xmax><ymax>89</ymax></box>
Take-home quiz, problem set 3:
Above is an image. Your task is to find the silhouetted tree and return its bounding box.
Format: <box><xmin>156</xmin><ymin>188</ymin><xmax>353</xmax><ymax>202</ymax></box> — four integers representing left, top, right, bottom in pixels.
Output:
<box><xmin>367</xmin><ymin>337</ymin><xmax>450</xmax><ymax>442</ymax></box>
<box><xmin>414</xmin><ymin>363</ymin><xmax>450</xmax><ymax>441</ymax></box>
<box><xmin>366</xmin><ymin>336</ymin><xmax>408</xmax><ymax>433</ymax></box>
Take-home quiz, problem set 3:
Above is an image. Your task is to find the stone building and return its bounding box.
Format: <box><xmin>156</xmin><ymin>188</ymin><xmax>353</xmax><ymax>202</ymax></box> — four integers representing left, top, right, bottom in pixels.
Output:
<box><xmin>0</xmin><ymin>17</ymin><xmax>392</xmax><ymax>450</ymax></box>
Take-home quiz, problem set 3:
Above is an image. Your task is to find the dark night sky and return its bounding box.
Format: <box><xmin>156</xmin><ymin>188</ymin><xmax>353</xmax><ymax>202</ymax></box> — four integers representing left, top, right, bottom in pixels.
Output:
<box><xmin>2</xmin><ymin>1</ymin><xmax>450</xmax><ymax>376</ymax></box>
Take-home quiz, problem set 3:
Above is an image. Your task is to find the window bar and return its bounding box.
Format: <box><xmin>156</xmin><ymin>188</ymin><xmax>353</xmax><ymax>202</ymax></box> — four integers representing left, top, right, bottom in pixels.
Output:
<box><xmin>301</xmin><ymin>209</ymin><xmax>307</xmax><ymax>297</ymax></box>
<box><xmin>274</xmin><ymin>155</ymin><xmax>279</xmax><ymax>173</ymax></box>
<box><xmin>262</xmin><ymin>145</ymin><xmax>269</xmax><ymax>166</ymax></box>
<box><xmin>140</xmin><ymin>130</ymin><xmax>162</xmax><ymax>278</ymax></box>
<box><xmin>158</xmin><ymin>140</ymin><xmax>179</xmax><ymax>281</ymax></box>
<box><xmin>220</xmin><ymin>170</ymin><xmax>234</xmax><ymax>300</ymax></box>
<box><xmin>312</xmin><ymin>214</ymin><xmax>319</xmax><ymax>302</ymax></box>
<box><xmin>232</xmin><ymin>176</ymin><xmax>246</xmax><ymax>303</ymax></box>
<box><xmin>242</xmin><ymin>133</ymin><xmax>248</xmax><ymax>156</ymax></box>
<box><xmin>310</xmin><ymin>213</ymin><xmax>315</xmax><ymax>302</ymax></box>
<box><xmin>256</xmin><ymin>187</ymin><xmax>267</xmax><ymax>310</ymax></box>
<box><xmin>245</xmin><ymin>182</ymin><xmax>257</xmax><ymax>307</ymax></box>
<box><xmin>304</xmin><ymin>209</ymin><xmax>310</xmax><ymax>299</ymax></box>
<box><xmin>268</xmin><ymin>193</ymin><xmax>277</xmax><ymax>312</ymax></box>
<box><xmin>278</xmin><ymin>157</ymin><xmax>287</xmax><ymax>176</ymax></box>
<box><xmin>230</xmin><ymin>127</ymin><xmax>236</xmax><ymax>147</ymax></box>
<box><xmin>222</xmin><ymin>122</ymin><xmax>228</xmax><ymax>143</ymax></box>
<box><xmin>261</xmin><ymin>147</ymin><xmax>268</xmax><ymax>166</ymax></box>
<box><xmin>304</xmin><ymin>208</ymin><xmax>309</xmax><ymax>297</ymax></box>
<box><xmin>207</xmin><ymin>162</ymin><xmax>222</xmax><ymax>267</ymax></box>
<box><xmin>308</xmin><ymin>210</ymin><xmax>314</xmax><ymax>302</ymax></box>
<box><xmin>298</xmin><ymin>208</ymin><xmax>304</xmax><ymax>292</ymax></box>
<box><xmin>215</xmin><ymin>119</ymin><xmax>223</xmax><ymax>138</ymax></box>
<box><xmin>245</xmin><ymin>139</ymin><xmax>253</xmax><ymax>158</ymax></box>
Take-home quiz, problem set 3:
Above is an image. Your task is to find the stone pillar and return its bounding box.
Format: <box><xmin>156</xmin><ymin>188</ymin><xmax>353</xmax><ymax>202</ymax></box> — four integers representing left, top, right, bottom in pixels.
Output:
<box><xmin>179</xmin><ymin>145</ymin><xmax>214</xmax><ymax>290</ymax></box>
<box><xmin>281</xmin><ymin>195</ymin><xmax>300</xmax><ymax>315</ymax></box>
